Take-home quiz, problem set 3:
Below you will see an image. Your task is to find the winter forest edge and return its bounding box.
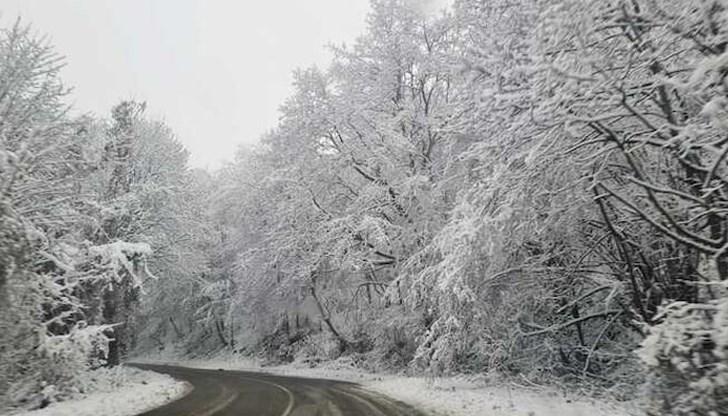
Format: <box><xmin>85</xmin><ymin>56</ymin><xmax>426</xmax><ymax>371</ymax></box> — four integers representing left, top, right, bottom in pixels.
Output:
<box><xmin>1</xmin><ymin>0</ymin><xmax>728</xmax><ymax>415</ymax></box>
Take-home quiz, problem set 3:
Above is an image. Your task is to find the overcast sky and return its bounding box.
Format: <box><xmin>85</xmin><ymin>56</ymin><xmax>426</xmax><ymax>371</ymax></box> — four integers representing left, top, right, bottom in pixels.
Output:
<box><xmin>0</xmin><ymin>0</ymin><xmax>373</xmax><ymax>168</ymax></box>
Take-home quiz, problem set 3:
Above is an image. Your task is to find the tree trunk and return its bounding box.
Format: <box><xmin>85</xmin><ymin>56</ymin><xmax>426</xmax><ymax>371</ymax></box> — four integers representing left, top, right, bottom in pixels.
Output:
<box><xmin>169</xmin><ymin>317</ymin><xmax>183</xmax><ymax>338</ymax></box>
<box><xmin>309</xmin><ymin>286</ymin><xmax>347</xmax><ymax>352</ymax></box>
<box><xmin>214</xmin><ymin>319</ymin><xmax>229</xmax><ymax>348</ymax></box>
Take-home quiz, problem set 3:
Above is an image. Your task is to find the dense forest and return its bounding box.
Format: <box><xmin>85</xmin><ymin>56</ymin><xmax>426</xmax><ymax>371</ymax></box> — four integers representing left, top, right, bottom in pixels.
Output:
<box><xmin>2</xmin><ymin>0</ymin><xmax>728</xmax><ymax>415</ymax></box>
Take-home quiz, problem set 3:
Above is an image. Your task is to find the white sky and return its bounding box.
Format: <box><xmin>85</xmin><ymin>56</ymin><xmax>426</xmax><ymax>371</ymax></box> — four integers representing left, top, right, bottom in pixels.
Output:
<box><xmin>0</xmin><ymin>0</ymin><xmax>373</xmax><ymax>168</ymax></box>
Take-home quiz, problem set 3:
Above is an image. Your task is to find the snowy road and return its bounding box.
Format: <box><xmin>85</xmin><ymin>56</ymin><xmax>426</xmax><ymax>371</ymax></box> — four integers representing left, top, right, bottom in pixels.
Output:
<box><xmin>132</xmin><ymin>364</ymin><xmax>426</xmax><ymax>416</ymax></box>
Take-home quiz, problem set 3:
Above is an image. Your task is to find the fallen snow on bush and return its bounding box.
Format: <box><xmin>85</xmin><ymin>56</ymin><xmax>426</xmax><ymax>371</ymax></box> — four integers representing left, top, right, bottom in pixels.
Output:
<box><xmin>7</xmin><ymin>366</ymin><xmax>189</xmax><ymax>416</ymax></box>
<box><xmin>135</xmin><ymin>353</ymin><xmax>639</xmax><ymax>416</ymax></box>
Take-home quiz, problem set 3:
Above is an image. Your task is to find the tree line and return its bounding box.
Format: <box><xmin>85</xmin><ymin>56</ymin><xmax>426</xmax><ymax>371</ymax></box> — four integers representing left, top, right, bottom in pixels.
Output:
<box><xmin>0</xmin><ymin>21</ymin><xmax>208</xmax><ymax>409</ymax></box>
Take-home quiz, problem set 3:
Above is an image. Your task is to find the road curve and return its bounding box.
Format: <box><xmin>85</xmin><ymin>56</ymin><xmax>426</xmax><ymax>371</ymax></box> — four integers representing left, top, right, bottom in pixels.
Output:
<box><xmin>132</xmin><ymin>363</ymin><xmax>427</xmax><ymax>416</ymax></box>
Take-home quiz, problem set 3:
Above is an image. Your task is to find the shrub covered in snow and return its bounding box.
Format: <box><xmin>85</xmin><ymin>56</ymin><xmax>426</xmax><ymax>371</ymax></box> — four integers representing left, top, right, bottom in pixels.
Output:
<box><xmin>639</xmin><ymin>287</ymin><xmax>728</xmax><ymax>415</ymax></box>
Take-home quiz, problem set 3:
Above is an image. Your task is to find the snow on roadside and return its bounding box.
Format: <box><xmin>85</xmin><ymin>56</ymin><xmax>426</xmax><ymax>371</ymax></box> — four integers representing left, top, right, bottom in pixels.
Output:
<box><xmin>364</xmin><ymin>376</ymin><xmax>638</xmax><ymax>416</ymax></box>
<box><xmin>7</xmin><ymin>366</ymin><xmax>190</xmax><ymax>416</ymax></box>
<box><xmin>134</xmin><ymin>353</ymin><xmax>640</xmax><ymax>416</ymax></box>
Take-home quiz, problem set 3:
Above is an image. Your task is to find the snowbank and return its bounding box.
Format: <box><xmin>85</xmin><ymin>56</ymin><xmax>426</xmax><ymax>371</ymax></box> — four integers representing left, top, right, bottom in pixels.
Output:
<box><xmin>7</xmin><ymin>366</ymin><xmax>190</xmax><ymax>416</ymax></box>
<box><xmin>134</xmin><ymin>354</ymin><xmax>640</xmax><ymax>416</ymax></box>
<box><xmin>365</xmin><ymin>376</ymin><xmax>637</xmax><ymax>416</ymax></box>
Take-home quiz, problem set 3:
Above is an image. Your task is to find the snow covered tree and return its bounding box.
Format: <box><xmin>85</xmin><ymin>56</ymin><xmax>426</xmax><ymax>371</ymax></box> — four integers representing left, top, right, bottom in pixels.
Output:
<box><xmin>90</xmin><ymin>100</ymin><xmax>208</xmax><ymax>364</ymax></box>
<box><xmin>0</xmin><ymin>22</ymin><xmax>158</xmax><ymax>409</ymax></box>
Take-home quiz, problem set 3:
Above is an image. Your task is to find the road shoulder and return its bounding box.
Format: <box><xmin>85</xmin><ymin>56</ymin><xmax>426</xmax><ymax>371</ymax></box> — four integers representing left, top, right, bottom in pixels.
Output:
<box><xmin>6</xmin><ymin>366</ymin><xmax>190</xmax><ymax>416</ymax></box>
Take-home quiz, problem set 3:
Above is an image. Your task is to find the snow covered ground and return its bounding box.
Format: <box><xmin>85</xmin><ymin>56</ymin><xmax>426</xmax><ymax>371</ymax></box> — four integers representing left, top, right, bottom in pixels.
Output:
<box><xmin>7</xmin><ymin>366</ymin><xmax>190</xmax><ymax>416</ymax></box>
<box><xmin>134</xmin><ymin>353</ymin><xmax>641</xmax><ymax>416</ymax></box>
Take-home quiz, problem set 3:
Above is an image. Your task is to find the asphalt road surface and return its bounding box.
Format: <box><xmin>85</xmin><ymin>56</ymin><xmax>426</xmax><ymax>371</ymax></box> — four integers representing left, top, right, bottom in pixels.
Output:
<box><xmin>133</xmin><ymin>364</ymin><xmax>427</xmax><ymax>416</ymax></box>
